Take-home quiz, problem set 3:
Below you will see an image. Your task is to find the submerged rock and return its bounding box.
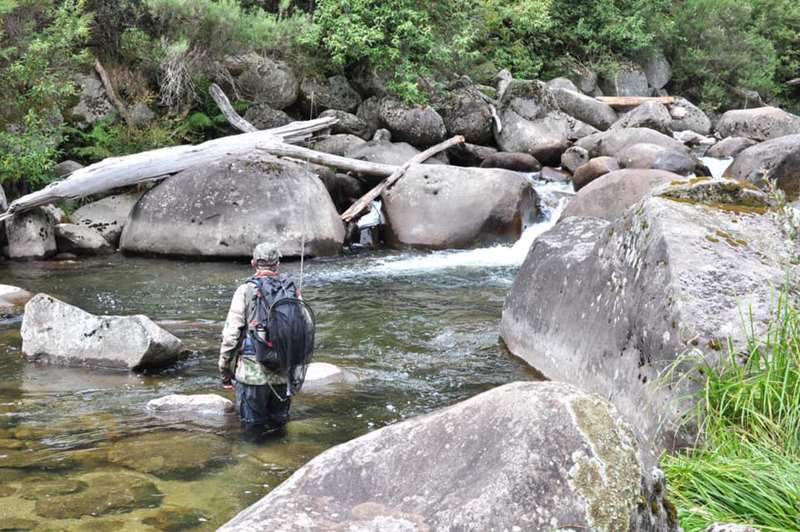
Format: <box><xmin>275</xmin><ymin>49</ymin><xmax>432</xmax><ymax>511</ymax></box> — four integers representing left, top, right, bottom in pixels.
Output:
<box><xmin>120</xmin><ymin>154</ymin><xmax>345</xmax><ymax>258</ymax></box>
<box><xmin>501</xmin><ymin>181</ymin><xmax>795</xmax><ymax>455</ymax></box>
<box><xmin>21</xmin><ymin>294</ymin><xmax>185</xmax><ymax>371</ymax></box>
<box><xmin>142</xmin><ymin>506</ymin><xmax>209</xmax><ymax>531</ymax></box>
<box><xmin>220</xmin><ymin>382</ymin><xmax>678</xmax><ymax>532</ymax></box>
<box><xmin>303</xmin><ymin>362</ymin><xmax>351</xmax><ymax>387</ymax></box>
<box><xmin>106</xmin><ymin>431</ymin><xmax>231</xmax><ymax>479</ymax></box>
<box><xmin>32</xmin><ymin>472</ymin><xmax>162</xmax><ymax>519</ymax></box>
<box><xmin>146</xmin><ymin>393</ymin><xmax>233</xmax><ymax>417</ymax></box>
<box><xmin>383</xmin><ymin>165</ymin><xmax>537</xmax><ymax>249</ymax></box>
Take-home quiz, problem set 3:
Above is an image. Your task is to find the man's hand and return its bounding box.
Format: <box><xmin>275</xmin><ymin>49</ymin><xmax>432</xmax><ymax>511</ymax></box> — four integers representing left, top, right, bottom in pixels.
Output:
<box><xmin>221</xmin><ymin>368</ymin><xmax>234</xmax><ymax>389</ymax></box>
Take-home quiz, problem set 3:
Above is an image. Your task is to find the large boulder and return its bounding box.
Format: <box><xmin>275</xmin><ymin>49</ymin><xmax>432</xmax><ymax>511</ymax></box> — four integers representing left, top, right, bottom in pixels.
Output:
<box><xmin>573</xmin><ymin>156</ymin><xmax>620</xmax><ymax>190</ymax></box>
<box><xmin>220</xmin><ymin>382</ymin><xmax>678</xmax><ymax>532</ymax></box>
<box><xmin>5</xmin><ymin>207</ymin><xmax>57</xmax><ymax>260</ymax></box>
<box><xmin>355</xmin><ymin>96</ymin><xmax>382</xmax><ymax>141</ymax></box>
<box><xmin>611</xmin><ymin>101</ymin><xmax>672</xmax><ymax>135</ymax></box>
<box><xmin>561</xmin><ymin>145</ymin><xmax>590</xmax><ymax>174</ymax></box>
<box><xmin>642</xmin><ymin>49</ymin><xmax>672</xmax><ymax>90</ymax></box>
<box><xmin>383</xmin><ymin>165</ymin><xmax>537</xmax><ymax>249</ymax></box>
<box><xmin>494</xmin><ymin>80</ymin><xmax>570</xmax><ymax>165</ymax></box>
<box><xmin>120</xmin><ymin>154</ymin><xmax>345</xmax><ymax>258</ymax></box>
<box><xmin>437</xmin><ymin>88</ymin><xmax>493</xmax><ymax>145</ymax></box>
<box><xmin>233</xmin><ymin>54</ymin><xmax>299</xmax><ymax>110</ymax></box>
<box><xmin>765</xmin><ymin>146</ymin><xmax>800</xmax><ymax>201</ymax></box>
<box><xmin>501</xmin><ymin>180</ymin><xmax>793</xmax><ymax>453</ymax></box>
<box><xmin>669</xmin><ymin>98</ymin><xmax>711</xmax><ymax>135</ymax></box>
<box><xmin>705</xmin><ymin>136</ymin><xmax>757</xmax><ymax>159</ymax></box>
<box><xmin>617</xmin><ymin>143</ymin><xmax>696</xmax><ymax>175</ymax></box>
<box><xmin>0</xmin><ymin>285</ymin><xmax>33</xmax><ymax>313</ymax></box>
<box><xmin>21</xmin><ymin>294</ymin><xmax>186</xmax><ymax>371</ymax></box>
<box><xmin>298</xmin><ymin>75</ymin><xmax>362</xmax><ymax>115</ymax></box>
<box><xmin>727</xmin><ymin>134</ymin><xmax>800</xmax><ymax>193</ymax></box>
<box><xmin>345</xmin><ymin>136</ymin><xmax>445</xmax><ymax>185</ymax></box>
<box><xmin>71</xmin><ymin>191</ymin><xmax>143</xmax><ymax>247</ymax></box>
<box><xmin>310</xmin><ymin>134</ymin><xmax>366</xmax><ymax>157</ymax></box>
<box><xmin>600</xmin><ymin>66</ymin><xmax>650</xmax><ymax>97</ymax></box>
<box><xmin>563</xmin><ymin>169</ymin><xmax>680</xmax><ymax>220</ymax></box>
<box><xmin>347</xmin><ymin>57</ymin><xmax>390</xmax><ymax>98</ymax></box>
<box><xmin>553</xmin><ymin>88</ymin><xmax>618</xmax><ymax>130</ymax></box>
<box><xmin>243</xmin><ymin>104</ymin><xmax>291</xmax><ymax>130</ymax></box>
<box><xmin>69</xmin><ymin>73</ymin><xmax>115</xmax><ymax>127</ymax></box>
<box><xmin>54</xmin><ymin>224</ymin><xmax>113</xmax><ymax>256</ymax></box>
<box><xmin>546</xmin><ymin>77</ymin><xmax>579</xmax><ymax>92</ymax></box>
<box><xmin>319</xmin><ymin>109</ymin><xmax>370</xmax><ymax>138</ymax></box>
<box><xmin>379</xmin><ymin>98</ymin><xmax>447</xmax><ymax>147</ymax></box>
<box><xmin>716</xmin><ymin>106</ymin><xmax>800</xmax><ymax>141</ymax></box>
<box><xmin>576</xmin><ymin>127</ymin><xmax>689</xmax><ymax>158</ymax></box>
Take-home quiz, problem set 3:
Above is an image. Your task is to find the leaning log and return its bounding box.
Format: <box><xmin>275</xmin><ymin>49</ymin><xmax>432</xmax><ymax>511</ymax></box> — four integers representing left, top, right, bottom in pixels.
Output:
<box><xmin>0</xmin><ymin>117</ymin><xmax>337</xmax><ymax>222</ymax></box>
<box><xmin>788</xmin><ymin>77</ymin><xmax>800</xmax><ymax>87</ymax></box>
<box><xmin>596</xmin><ymin>96</ymin><xmax>676</xmax><ymax>108</ymax></box>
<box><xmin>340</xmin><ymin>135</ymin><xmax>465</xmax><ymax>222</ymax></box>
<box><xmin>209</xmin><ymin>83</ymin><xmax>257</xmax><ymax>133</ymax></box>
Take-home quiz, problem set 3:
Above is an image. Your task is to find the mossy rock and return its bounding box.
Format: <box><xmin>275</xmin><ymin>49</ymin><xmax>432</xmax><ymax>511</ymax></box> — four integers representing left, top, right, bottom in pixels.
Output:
<box><xmin>0</xmin><ymin>449</ymin><xmax>76</xmax><ymax>471</ymax></box>
<box><xmin>33</xmin><ymin>472</ymin><xmax>162</xmax><ymax>519</ymax></box>
<box><xmin>0</xmin><ymin>438</ymin><xmax>26</xmax><ymax>450</ymax></box>
<box><xmin>0</xmin><ymin>518</ymin><xmax>39</xmax><ymax>531</ymax></box>
<box><xmin>0</xmin><ymin>484</ymin><xmax>17</xmax><ymax>497</ymax></box>
<box><xmin>74</xmin><ymin>518</ymin><xmax>128</xmax><ymax>532</ymax></box>
<box><xmin>142</xmin><ymin>506</ymin><xmax>208</xmax><ymax>531</ymax></box>
<box><xmin>106</xmin><ymin>431</ymin><xmax>231</xmax><ymax>479</ymax></box>
<box><xmin>19</xmin><ymin>478</ymin><xmax>88</xmax><ymax>500</ymax></box>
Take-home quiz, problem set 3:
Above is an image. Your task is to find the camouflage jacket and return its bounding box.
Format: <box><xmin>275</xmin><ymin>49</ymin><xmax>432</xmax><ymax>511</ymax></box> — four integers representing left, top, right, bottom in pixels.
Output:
<box><xmin>218</xmin><ymin>279</ymin><xmax>284</xmax><ymax>386</ymax></box>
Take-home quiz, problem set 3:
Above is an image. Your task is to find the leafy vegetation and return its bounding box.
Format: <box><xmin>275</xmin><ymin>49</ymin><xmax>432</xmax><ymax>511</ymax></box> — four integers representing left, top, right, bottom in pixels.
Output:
<box><xmin>662</xmin><ymin>296</ymin><xmax>800</xmax><ymax>531</ymax></box>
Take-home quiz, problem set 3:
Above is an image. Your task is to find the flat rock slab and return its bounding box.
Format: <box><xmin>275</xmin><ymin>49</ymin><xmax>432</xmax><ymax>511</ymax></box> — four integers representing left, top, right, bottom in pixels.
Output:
<box><xmin>220</xmin><ymin>382</ymin><xmax>678</xmax><ymax>532</ymax></box>
<box><xmin>21</xmin><ymin>294</ymin><xmax>186</xmax><ymax>371</ymax></box>
<box><xmin>146</xmin><ymin>393</ymin><xmax>234</xmax><ymax>416</ymax></box>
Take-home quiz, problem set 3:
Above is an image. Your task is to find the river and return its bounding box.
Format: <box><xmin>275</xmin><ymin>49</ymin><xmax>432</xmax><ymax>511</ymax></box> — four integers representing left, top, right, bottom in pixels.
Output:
<box><xmin>0</xmin><ymin>178</ymin><xmax>570</xmax><ymax>530</ymax></box>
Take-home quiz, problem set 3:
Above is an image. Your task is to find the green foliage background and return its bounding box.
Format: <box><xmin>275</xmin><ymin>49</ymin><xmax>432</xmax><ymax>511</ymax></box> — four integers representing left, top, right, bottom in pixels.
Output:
<box><xmin>0</xmin><ymin>0</ymin><xmax>799</xmax><ymax>195</ymax></box>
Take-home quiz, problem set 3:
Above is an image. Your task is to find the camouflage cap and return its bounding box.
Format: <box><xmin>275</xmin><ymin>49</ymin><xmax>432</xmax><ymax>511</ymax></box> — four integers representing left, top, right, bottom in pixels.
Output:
<box><xmin>252</xmin><ymin>242</ymin><xmax>281</xmax><ymax>264</ymax></box>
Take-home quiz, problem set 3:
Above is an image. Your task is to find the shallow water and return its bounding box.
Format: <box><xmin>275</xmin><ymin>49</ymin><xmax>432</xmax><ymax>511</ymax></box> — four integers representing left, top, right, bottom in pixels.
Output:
<box><xmin>0</xmin><ymin>179</ymin><xmax>568</xmax><ymax>530</ymax></box>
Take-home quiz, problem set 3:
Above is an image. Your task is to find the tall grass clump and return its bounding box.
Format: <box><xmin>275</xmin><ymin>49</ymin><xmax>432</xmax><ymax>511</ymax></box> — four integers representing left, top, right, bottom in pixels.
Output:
<box><xmin>663</xmin><ymin>296</ymin><xmax>800</xmax><ymax>531</ymax></box>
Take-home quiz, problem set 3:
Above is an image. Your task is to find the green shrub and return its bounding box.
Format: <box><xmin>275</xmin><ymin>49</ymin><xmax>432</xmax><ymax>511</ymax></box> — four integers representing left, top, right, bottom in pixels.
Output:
<box><xmin>68</xmin><ymin>117</ymin><xmax>179</xmax><ymax>162</ymax></box>
<box><xmin>663</xmin><ymin>296</ymin><xmax>800</xmax><ymax>531</ymax></box>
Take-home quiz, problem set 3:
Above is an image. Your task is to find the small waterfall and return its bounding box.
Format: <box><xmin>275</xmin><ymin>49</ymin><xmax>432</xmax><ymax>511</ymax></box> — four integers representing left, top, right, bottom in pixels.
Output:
<box><xmin>367</xmin><ymin>177</ymin><xmax>573</xmax><ymax>274</ymax></box>
<box><xmin>700</xmin><ymin>156</ymin><xmax>734</xmax><ymax>179</ymax></box>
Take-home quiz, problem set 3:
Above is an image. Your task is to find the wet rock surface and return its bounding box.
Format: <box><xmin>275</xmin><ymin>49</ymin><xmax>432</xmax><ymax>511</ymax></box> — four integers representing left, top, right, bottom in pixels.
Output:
<box><xmin>220</xmin><ymin>382</ymin><xmax>679</xmax><ymax>532</ymax></box>
<box><xmin>120</xmin><ymin>154</ymin><xmax>345</xmax><ymax>258</ymax></box>
<box><xmin>21</xmin><ymin>294</ymin><xmax>186</xmax><ymax>371</ymax></box>
<box><xmin>478</xmin><ymin>152</ymin><xmax>541</xmax><ymax>172</ymax></box>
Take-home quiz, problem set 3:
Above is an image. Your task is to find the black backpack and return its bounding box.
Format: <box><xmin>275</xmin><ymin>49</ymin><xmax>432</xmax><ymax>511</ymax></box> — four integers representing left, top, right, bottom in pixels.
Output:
<box><xmin>246</xmin><ymin>275</ymin><xmax>315</xmax><ymax>396</ymax></box>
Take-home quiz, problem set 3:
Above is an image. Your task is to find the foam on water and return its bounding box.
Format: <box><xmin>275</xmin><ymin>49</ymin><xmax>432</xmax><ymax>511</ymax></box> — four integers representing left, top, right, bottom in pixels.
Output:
<box><xmin>701</xmin><ymin>156</ymin><xmax>734</xmax><ymax>179</ymax></box>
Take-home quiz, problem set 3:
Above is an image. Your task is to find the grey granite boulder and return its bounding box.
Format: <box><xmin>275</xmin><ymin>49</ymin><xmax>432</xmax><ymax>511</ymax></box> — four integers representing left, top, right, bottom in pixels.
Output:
<box><xmin>502</xmin><ymin>180</ymin><xmax>794</xmax><ymax>455</ymax></box>
<box><xmin>54</xmin><ymin>224</ymin><xmax>113</xmax><ymax>256</ymax></box>
<box><xmin>669</xmin><ymin>97</ymin><xmax>711</xmax><ymax>135</ymax></box>
<box><xmin>234</xmin><ymin>54</ymin><xmax>299</xmax><ymax>110</ymax></box>
<box><xmin>5</xmin><ymin>207</ymin><xmax>57</xmax><ymax>260</ymax></box>
<box><xmin>716</xmin><ymin>106</ymin><xmax>800</xmax><ymax>141</ymax></box>
<box><xmin>706</xmin><ymin>137</ymin><xmax>757</xmax><ymax>159</ymax></box>
<box><xmin>379</xmin><ymin>98</ymin><xmax>447</xmax><ymax>147</ymax></box>
<box><xmin>600</xmin><ymin>66</ymin><xmax>650</xmax><ymax>97</ymax></box>
<box><xmin>573</xmin><ymin>156</ymin><xmax>620</xmax><ymax>190</ymax></box>
<box><xmin>71</xmin><ymin>191</ymin><xmax>143</xmax><ymax>247</ymax></box>
<box><xmin>69</xmin><ymin>73</ymin><xmax>115</xmax><ymax>127</ymax></box>
<box><xmin>727</xmin><ymin>134</ymin><xmax>800</xmax><ymax>194</ymax></box>
<box><xmin>21</xmin><ymin>294</ymin><xmax>185</xmax><ymax>371</ymax></box>
<box><xmin>561</xmin><ymin>145</ymin><xmax>590</xmax><ymax>174</ymax></box>
<box><xmin>298</xmin><ymin>75</ymin><xmax>362</xmax><ymax>115</ymax></box>
<box><xmin>617</xmin><ymin>142</ymin><xmax>696</xmax><ymax>175</ymax></box>
<box><xmin>243</xmin><ymin>104</ymin><xmax>291</xmax><ymax>130</ymax></box>
<box><xmin>220</xmin><ymin>382</ymin><xmax>679</xmax><ymax>532</ymax></box>
<box><xmin>0</xmin><ymin>285</ymin><xmax>33</xmax><ymax>312</ymax></box>
<box><xmin>553</xmin><ymin>88</ymin><xmax>618</xmax><ymax>130</ymax></box>
<box><xmin>310</xmin><ymin>134</ymin><xmax>366</xmax><ymax>157</ymax></box>
<box><xmin>611</xmin><ymin>101</ymin><xmax>673</xmax><ymax>135</ymax></box>
<box><xmin>478</xmin><ymin>152</ymin><xmax>541</xmax><ymax>172</ymax></box>
<box><xmin>383</xmin><ymin>165</ymin><xmax>537</xmax><ymax>249</ymax></box>
<box><xmin>120</xmin><ymin>154</ymin><xmax>345</xmax><ymax>258</ymax></box>
<box><xmin>642</xmin><ymin>49</ymin><xmax>672</xmax><ymax>90</ymax></box>
<box><xmin>319</xmin><ymin>109</ymin><xmax>370</xmax><ymax>138</ymax></box>
<box><xmin>437</xmin><ymin>88</ymin><xmax>493</xmax><ymax>145</ymax></box>
<box><xmin>577</xmin><ymin>127</ymin><xmax>689</xmax><ymax>158</ymax></box>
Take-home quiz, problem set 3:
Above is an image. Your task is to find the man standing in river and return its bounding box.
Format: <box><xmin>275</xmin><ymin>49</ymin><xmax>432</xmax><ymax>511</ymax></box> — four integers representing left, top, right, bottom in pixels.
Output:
<box><xmin>219</xmin><ymin>242</ymin><xmax>298</xmax><ymax>433</ymax></box>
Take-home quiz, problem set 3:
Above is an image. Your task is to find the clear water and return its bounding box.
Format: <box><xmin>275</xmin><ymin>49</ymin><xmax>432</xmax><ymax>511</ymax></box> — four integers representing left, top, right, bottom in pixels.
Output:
<box><xmin>0</xmin><ymin>179</ymin><xmax>569</xmax><ymax>530</ymax></box>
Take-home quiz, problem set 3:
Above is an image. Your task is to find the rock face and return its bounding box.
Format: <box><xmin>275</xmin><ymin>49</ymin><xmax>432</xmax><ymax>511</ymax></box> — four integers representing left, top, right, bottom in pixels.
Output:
<box><xmin>379</xmin><ymin>98</ymin><xmax>447</xmax><ymax>147</ymax></box>
<box><xmin>716</xmin><ymin>106</ymin><xmax>800</xmax><ymax>141</ymax></box>
<box><xmin>243</xmin><ymin>104</ymin><xmax>291</xmax><ymax>130</ymax></box>
<box><xmin>383</xmin><ymin>165</ymin><xmax>536</xmax><ymax>249</ymax></box>
<box><xmin>71</xmin><ymin>191</ymin><xmax>143</xmax><ymax>246</ymax></box>
<box><xmin>5</xmin><ymin>207</ymin><xmax>57</xmax><ymax>260</ymax></box>
<box><xmin>54</xmin><ymin>224</ymin><xmax>113</xmax><ymax>256</ymax></box>
<box><xmin>706</xmin><ymin>137</ymin><xmax>757</xmax><ymax>159</ymax></box>
<box><xmin>553</xmin><ymin>88</ymin><xmax>618</xmax><ymax>130</ymax></box>
<box><xmin>234</xmin><ymin>54</ymin><xmax>299</xmax><ymax>110</ymax></box>
<box><xmin>642</xmin><ymin>49</ymin><xmax>672</xmax><ymax>90</ymax></box>
<box><xmin>319</xmin><ymin>109</ymin><xmax>369</xmax><ymax>138</ymax></box>
<box><xmin>617</xmin><ymin>143</ymin><xmax>696</xmax><ymax>175</ymax></box>
<box><xmin>502</xmin><ymin>181</ymin><xmax>794</xmax><ymax>453</ymax></box>
<box><xmin>561</xmin><ymin>145</ymin><xmax>590</xmax><ymax>174</ymax></box>
<box><xmin>21</xmin><ymin>294</ymin><xmax>185</xmax><ymax>371</ymax></box>
<box><xmin>494</xmin><ymin>80</ymin><xmax>570</xmax><ymax>164</ymax></box>
<box><xmin>121</xmin><ymin>154</ymin><xmax>345</xmax><ymax>258</ymax></box>
<box><xmin>69</xmin><ymin>73</ymin><xmax>115</xmax><ymax>127</ymax></box>
<box><xmin>437</xmin><ymin>88</ymin><xmax>493</xmax><ymax>145</ymax></box>
<box><xmin>146</xmin><ymin>394</ymin><xmax>233</xmax><ymax>416</ymax></box>
<box><xmin>298</xmin><ymin>75</ymin><xmax>362</xmax><ymax>115</ymax></box>
<box><xmin>577</xmin><ymin>127</ymin><xmax>689</xmax><ymax>158</ymax></box>
<box><xmin>573</xmin><ymin>156</ymin><xmax>620</xmax><ymax>190</ymax></box>
<box><xmin>669</xmin><ymin>97</ymin><xmax>711</xmax><ymax>135</ymax></box>
<box><xmin>600</xmin><ymin>67</ymin><xmax>650</xmax><ymax>97</ymax></box>
<box><xmin>727</xmin><ymin>134</ymin><xmax>800</xmax><ymax>191</ymax></box>
<box><xmin>220</xmin><ymin>382</ymin><xmax>679</xmax><ymax>532</ymax></box>
<box><xmin>563</xmin><ymin>169</ymin><xmax>680</xmax><ymax>220</ymax></box>
<box><xmin>611</xmin><ymin>101</ymin><xmax>672</xmax><ymax>135</ymax></box>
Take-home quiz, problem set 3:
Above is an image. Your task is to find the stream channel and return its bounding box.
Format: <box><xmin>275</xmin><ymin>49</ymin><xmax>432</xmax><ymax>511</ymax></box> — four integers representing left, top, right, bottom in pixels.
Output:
<box><xmin>0</xmin><ymin>178</ymin><xmax>570</xmax><ymax>531</ymax></box>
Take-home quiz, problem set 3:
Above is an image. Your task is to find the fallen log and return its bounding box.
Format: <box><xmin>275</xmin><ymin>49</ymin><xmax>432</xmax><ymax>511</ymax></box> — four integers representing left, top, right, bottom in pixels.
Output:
<box><xmin>209</xmin><ymin>83</ymin><xmax>257</xmax><ymax>133</ymax></box>
<box><xmin>596</xmin><ymin>96</ymin><xmax>676</xmax><ymax>108</ymax></box>
<box><xmin>0</xmin><ymin>117</ymin><xmax>337</xmax><ymax>222</ymax></box>
<box><xmin>788</xmin><ymin>77</ymin><xmax>800</xmax><ymax>87</ymax></box>
<box><xmin>339</xmin><ymin>135</ymin><xmax>465</xmax><ymax>223</ymax></box>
